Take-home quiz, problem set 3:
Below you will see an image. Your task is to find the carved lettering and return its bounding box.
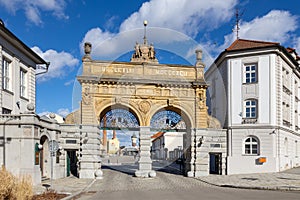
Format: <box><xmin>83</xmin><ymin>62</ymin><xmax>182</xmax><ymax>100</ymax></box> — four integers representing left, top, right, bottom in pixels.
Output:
<box><xmin>101</xmin><ymin>66</ymin><xmax>134</xmax><ymax>74</ymax></box>
<box><xmin>155</xmin><ymin>69</ymin><xmax>187</xmax><ymax>77</ymax></box>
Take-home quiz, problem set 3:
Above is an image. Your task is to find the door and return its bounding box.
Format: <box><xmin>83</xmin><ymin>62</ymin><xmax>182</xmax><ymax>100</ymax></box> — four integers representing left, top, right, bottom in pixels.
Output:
<box><xmin>209</xmin><ymin>153</ymin><xmax>222</xmax><ymax>174</ymax></box>
<box><xmin>66</xmin><ymin>150</ymin><xmax>78</xmax><ymax>177</ymax></box>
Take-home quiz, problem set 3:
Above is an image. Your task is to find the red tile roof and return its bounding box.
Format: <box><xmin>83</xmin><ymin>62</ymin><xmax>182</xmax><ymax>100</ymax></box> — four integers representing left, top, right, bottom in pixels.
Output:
<box><xmin>226</xmin><ymin>39</ymin><xmax>279</xmax><ymax>51</ymax></box>
<box><xmin>151</xmin><ymin>131</ymin><xmax>165</xmax><ymax>139</ymax></box>
<box><xmin>286</xmin><ymin>47</ymin><xmax>296</xmax><ymax>53</ymax></box>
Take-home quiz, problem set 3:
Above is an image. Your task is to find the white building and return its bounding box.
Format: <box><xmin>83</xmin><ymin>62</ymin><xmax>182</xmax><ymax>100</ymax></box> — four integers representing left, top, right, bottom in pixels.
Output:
<box><xmin>205</xmin><ymin>39</ymin><xmax>300</xmax><ymax>174</ymax></box>
<box><xmin>0</xmin><ymin>20</ymin><xmax>49</xmax><ymax>114</ymax></box>
<box><xmin>151</xmin><ymin>131</ymin><xmax>183</xmax><ymax>161</ymax></box>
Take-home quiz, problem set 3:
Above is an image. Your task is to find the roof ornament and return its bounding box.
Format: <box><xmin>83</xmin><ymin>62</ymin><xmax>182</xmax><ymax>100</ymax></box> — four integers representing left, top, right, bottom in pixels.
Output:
<box><xmin>233</xmin><ymin>9</ymin><xmax>243</xmax><ymax>40</ymax></box>
<box><xmin>130</xmin><ymin>20</ymin><xmax>158</xmax><ymax>63</ymax></box>
<box><xmin>143</xmin><ymin>20</ymin><xmax>148</xmax><ymax>45</ymax></box>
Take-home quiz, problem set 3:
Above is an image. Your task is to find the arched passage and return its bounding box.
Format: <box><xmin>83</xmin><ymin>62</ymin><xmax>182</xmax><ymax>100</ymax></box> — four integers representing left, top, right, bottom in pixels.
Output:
<box><xmin>149</xmin><ymin>107</ymin><xmax>192</xmax><ymax>175</ymax></box>
<box><xmin>99</xmin><ymin>104</ymin><xmax>140</xmax><ymax>155</ymax></box>
<box><xmin>40</xmin><ymin>135</ymin><xmax>50</xmax><ymax>178</ymax></box>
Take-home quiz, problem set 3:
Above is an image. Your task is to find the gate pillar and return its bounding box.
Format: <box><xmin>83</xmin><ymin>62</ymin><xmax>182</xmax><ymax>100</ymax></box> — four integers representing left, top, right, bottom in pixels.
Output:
<box><xmin>135</xmin><ymin>126</ymin><xmax>156</xmax><ymax>178</ymax></box>
<box><xmin>78</xmin><ymin>125</ymin><xmax>103</xmax><ymax>179</ymax></box>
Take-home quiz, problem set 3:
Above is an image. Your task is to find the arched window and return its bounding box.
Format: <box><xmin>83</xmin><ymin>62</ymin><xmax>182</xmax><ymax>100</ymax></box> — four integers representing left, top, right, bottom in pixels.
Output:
<box><xmin>244</xmin><ymin>136</ymin><xmax>259</xmax><ymax>155</ymax></box>
<box><xmin>244</xmin><ymin>99</ymin><xmax>257</xmax><ymax>118</ymax></box>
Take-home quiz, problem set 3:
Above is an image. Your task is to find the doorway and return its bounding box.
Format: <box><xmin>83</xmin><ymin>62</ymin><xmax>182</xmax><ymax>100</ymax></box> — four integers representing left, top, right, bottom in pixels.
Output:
<box><xmin>66</xmin><ymin>150</ymin><xmax>78</xmax><ymax>177</ymax></box>
<box><xmin>209</xmin><ymin>153</ymin><xmax>222</xmax><ymax>175</ymax></box>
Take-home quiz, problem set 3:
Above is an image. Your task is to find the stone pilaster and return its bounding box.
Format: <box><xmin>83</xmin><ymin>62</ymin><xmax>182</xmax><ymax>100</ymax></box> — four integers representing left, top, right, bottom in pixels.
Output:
<box><xmin>187</xmin><ymin>128</ymin><xmax>196</xmax><ymax>177</ymax></box>
<box><xmin>194</xmin><ymin>129</ymin><xmax>209</xmax><ymax>176</ymax></box>
<box><xmin>135</xmin><ymin>126</ymin><xmax>156</xmax><ymax>178</ymax></box>
<box><xmin>79</xmin><ymin>125</ymin><xmax>102</xmax><ymax>179</ymax></box>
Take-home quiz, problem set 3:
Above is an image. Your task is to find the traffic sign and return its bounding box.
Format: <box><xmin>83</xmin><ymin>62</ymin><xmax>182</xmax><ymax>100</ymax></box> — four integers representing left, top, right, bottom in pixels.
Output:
<box><xmin>49</xmin><ymin>140</ymin><xmax>59</xmax><ymax>153</ymax></box>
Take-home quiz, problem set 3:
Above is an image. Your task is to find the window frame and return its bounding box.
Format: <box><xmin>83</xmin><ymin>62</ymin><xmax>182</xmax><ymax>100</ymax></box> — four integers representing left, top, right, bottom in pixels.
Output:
<box><xmin>20</xmin><ymin>68</ymin><xmax>27</xmax><ymax>98</ymax></box>
<box><xmin>2</xmin><ymin>57</ymin><xmax>11</xmax><ymax>91</ymax></box>
<box><xmin>243</xmin><ymin>136</ymin><xmax>260</xmax><ymax>155</ymax></box>
<box><xmin>243</xmin><ymin>63</ymin><xmax>257</xmax><ymax>84</ymax></box>
<box><xmin>244</xmin><ymin>99</ymin><xmax>258</xmax><ymax>119</ymax></box>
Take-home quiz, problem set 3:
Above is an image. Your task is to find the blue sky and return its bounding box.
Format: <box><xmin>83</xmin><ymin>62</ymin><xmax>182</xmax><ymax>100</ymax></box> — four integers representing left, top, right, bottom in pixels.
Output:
<box><xmin>1</xmin><ymin>0</ymin><xmax>300</xmax><ymax>119</ymax></box>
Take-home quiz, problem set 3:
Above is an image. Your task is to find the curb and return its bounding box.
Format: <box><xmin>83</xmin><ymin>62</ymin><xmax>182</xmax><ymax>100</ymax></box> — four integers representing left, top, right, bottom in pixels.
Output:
<box><xmin>196</xmin><ymin>178</ymin><xmax>300</xmax><ymax>191</ymax></box>
<box><xmin>61</xmin><ymin>179</ymin><xmax>96</xmax><ymax>200</ymax></box>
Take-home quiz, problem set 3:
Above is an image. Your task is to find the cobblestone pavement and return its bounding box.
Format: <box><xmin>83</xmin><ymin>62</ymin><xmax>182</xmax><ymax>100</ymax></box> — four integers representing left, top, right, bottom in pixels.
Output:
<box><xmin>78</xmin><ymin>165</ymin><xmax>300</xmax><ymax>200</ymax></box>
<box><xmin>33</xmin><ymin>164</ymin><xmax>300</xmax><ymax>200</ymax></box>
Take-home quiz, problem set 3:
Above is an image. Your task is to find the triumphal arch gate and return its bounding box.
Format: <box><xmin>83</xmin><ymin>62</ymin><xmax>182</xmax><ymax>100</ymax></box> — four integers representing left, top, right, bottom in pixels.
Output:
<box><xmin>77</xmin><ymin>36</ymin><xmax>218</xmax><ymax>178</ymax></box>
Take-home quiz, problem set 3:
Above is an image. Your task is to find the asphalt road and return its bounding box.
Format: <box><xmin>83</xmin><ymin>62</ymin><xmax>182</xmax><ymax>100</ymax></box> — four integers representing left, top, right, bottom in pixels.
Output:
<box><xmin>78</xmin><ymin>163</ymin><xmax>300</xmax><ymax>200</ymax></box>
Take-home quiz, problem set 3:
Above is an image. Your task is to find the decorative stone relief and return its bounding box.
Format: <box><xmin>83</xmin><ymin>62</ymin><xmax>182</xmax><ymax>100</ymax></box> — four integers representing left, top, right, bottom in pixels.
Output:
<box><xmin>82</xmin><ymin>86</ymin><xmax>92</xmax><ymax>105</ymax></box>
<box><xmin>115</xmin><ymin>96</ymin><xmax>122</xmax><ymax>104</ymax></box>
<box><xmin>197</xmin><ymin>91</ymin><xmax>206</xmax><ymax>109</ymax></box>
<box><xmin>139</xmin><ymin>100</ymin><xmax>151</xmax><ymax>114</ymax></box>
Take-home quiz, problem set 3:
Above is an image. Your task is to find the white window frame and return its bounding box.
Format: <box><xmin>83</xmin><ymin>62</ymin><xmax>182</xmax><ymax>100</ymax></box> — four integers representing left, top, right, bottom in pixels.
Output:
<box><xmin>20</xmin><ymin>68</ymin><xmax>27</xmax><ymax>98</ymax></box>
<box><xmin>2</xmin><ymin>57</ymin><xmax>11</xmax><ymax>90</ymax></box>
<box><xmin>243</xmin><ymin>136</ymin><xmax>259</xmax><ymax>155</ymax></box>
<box><xmin>244</xmin><ymin>99</ymin><xmax>257</xmax><ymax>118</ymax></box>
<box><xmin>244</xmin><ymin>64</ymin><xmax>257</xmax><ymax>84</ymax></box>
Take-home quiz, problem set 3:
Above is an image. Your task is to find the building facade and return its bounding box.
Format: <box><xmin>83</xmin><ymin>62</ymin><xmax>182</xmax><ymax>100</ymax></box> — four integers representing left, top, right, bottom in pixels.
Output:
<box><xmin>205</xmin><ymin>39</ymin><xmax>300</xmax><ymax>174</ymax></box>
<box><xmin>151</xmin><ymin>131</ymin><xmax>184</xmax><ymax>161</ymax></box>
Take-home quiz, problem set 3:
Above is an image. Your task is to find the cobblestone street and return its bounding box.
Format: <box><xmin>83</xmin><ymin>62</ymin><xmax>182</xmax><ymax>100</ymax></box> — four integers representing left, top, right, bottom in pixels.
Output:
<box><xmin>74</xmin><ymin>164</ymin><xmax>300</xmax><ymax>200</ymax></box>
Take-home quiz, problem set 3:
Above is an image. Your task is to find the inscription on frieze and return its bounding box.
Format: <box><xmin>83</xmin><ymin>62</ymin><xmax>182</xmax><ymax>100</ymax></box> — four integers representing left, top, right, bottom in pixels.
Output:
<box><xmin>89</xmin><ymin>63</ymin><xmax>196</xmax><ymax>80</ymax></box>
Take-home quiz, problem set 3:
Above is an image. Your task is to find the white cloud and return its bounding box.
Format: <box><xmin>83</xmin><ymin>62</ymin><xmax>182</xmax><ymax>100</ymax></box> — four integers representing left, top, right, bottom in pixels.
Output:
<box><xmin>294</xmin><ymin>37</ymin><xmax>300</xmax><ymax>52</ymax></box>
<box><xmin>80</xmin><ymin>0</ymin><xmax>237</xmax><ymax>60</ymax></box>
<box><xmin>57</xmin><ymin>108</ymin><xmax>70</xmax><ymax>117</ymax></box>
<box><xmin>38</xmin><ymin>108</ymin><xmax>70</xmax><ymax>118</ymax></box>
<box><xmin>38</xmin><ymin>111</ymin><xmax>49</xmax><ymax>116</ymax></box>
<box><xmin>217</xmin><ymin>10</ymin><xmax>299</xmax><ymax>53</ymax></box>
<box><xmin>120</xmin><ymin>0</ymin><xmax>237</xmax><ymax>36</ymax></box>
<box><xmin>64</xmin><ymin>79</ymin><xmax>75</xmax><ymax>86</ymax></box>
<box><xmin>0</xmin><ymin>0</ymin><xmax>68</xmax><ymax>25</ymax></box>
<box><xmin>32</xmin><ymin>46</ymin><xmax>79</xmax><ymax>82</ymax></box>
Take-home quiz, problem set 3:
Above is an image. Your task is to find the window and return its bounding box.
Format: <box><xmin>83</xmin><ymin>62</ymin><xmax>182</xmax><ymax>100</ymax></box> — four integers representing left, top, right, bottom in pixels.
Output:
<box><xmin>2</xmin><ymin>107</ymin><xmax>11</xmax><ymax>114</ymax></box>
<box><xmin>2</xmin><ymin>58</ymin><xmax>10</xmax><ymax>90</ymax></box>
<box><xmin>244</xmin><ymin>99</ymin><xmax>257</xmax><ymax>118</ymax></box>
<box><xmin>20</xmin><ymin>69</ymin><xmax>27</xmax><ymax>97</ymax></box>
<box><xmin>244</xmin><ymin>64</ymin><xmax>257</xmax><ymax>83</ymax></box>
<box><xmin>244</xmin><ymin>136</ymin><xmax>259</xmax><ymax>155</ymax></box>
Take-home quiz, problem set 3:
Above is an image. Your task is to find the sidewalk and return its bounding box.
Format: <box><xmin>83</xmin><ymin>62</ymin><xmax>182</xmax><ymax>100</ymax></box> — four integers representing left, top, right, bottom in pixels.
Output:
<box><xmin>33</xmin><ymin>175</ymin><xmax>95</xmax><ymax>200</ymax></box>
<box><xmin>197</xmin><ymin>167</ymin><xmax>300</xmax><ymax>191</ymax></box>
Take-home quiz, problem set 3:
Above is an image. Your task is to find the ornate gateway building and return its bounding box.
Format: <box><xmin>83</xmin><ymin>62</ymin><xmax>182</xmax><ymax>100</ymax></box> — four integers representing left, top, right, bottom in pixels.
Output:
<box><xmin>73</xmin><ymin>31</ymin><xmax>227</xmax><ymax>178</ymax></box>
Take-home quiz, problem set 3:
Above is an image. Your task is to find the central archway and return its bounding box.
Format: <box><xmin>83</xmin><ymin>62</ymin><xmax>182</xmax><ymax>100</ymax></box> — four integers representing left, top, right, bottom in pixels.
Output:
<box><xmin>150</xmin><ymin>108</ymin><xmax>191</xmax><ymax>175</ymax></box>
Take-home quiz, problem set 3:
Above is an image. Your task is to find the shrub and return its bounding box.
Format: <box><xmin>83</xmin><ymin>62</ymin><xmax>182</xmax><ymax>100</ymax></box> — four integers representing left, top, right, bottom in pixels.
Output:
<box><xmin>0</xmin><ymin>166</ymin><xmax>33</xmax><ymax>200</ymax></box>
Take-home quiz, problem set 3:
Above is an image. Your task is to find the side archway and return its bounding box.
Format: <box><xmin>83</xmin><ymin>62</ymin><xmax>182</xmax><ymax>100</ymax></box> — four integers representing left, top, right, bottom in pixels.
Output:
<box><xmin>40</xmin><ymin>135</ymin><xmax>51</xmax><ymax>178</ymax></box>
